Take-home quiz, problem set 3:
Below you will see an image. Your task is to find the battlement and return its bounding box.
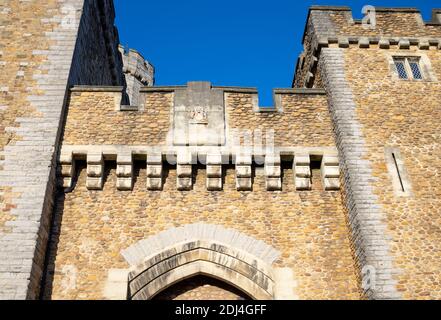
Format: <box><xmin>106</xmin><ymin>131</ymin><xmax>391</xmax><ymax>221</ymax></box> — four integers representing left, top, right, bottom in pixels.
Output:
<box><xmin>294</xmin><ymin>6</ymin><xmax>441</xmax><ymax>88</ymax></box>
<box><xmin>303</xmin><ymin>6</ymin><xmax>441</xmax><ymax>42</ymax></box>
<box><xmin>61</xmin><ymin>82</ymin><xmax>337</xmax><ymax>193</ymax></box>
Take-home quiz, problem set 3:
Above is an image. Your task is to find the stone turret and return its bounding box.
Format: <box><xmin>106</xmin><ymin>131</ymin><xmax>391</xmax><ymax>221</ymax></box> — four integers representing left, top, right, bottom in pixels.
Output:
<box><xmin>433</xmin><ymin>9</ymin><xmax>441</xmax><ymax>24</ymax></box>
<box><xmin>119</xmin><ymin>46</ymin><xmax>155</xmax><ymax>106</ymax></box>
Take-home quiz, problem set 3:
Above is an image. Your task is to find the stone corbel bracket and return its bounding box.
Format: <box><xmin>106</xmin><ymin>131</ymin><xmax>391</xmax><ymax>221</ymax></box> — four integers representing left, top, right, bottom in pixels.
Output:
<box><xmin>87</xmin><ymin>152</ymin><xmax>104</xmax><ymax>190</ymax></box>
<box><xmin>321</xmin><ymin>155</ymin><xmax>341</xmax><ymax>191</ymax></box>
<box><xmin>146</xmin><ymin>154</ymin><xmax>163</xmax><ymax>191</ymax></box>
<box><xmin>59</xmin><ymin>146</ymin><xmax>342</xmax><ymax>192</ymax></box>
<box><xmin>206</xmin><ymin>154</ymin><xmax>223</xmax><ymax>191</ymax></box>
<box><xmin>177</xmin><ymin>151</ymin><xmax>193</xmax><ymax>191</ymax></box>
<box><xmin>116</xmin><ymin>152</ymin><xmax>133</xmax><ymax>191</ymax></box>
<box><xmin>293</xmin><ymin>155</ymin><xmax>312</xmax><ymax>191</ymax></box>
<box><xmin>60</xmin><ymin>152</ymin><xmax>75</xmax><ymax>189</ymax></box>
<box><xmin>235</xmin><ymin>154</ymin><xmax>253</xmax><ymax>191</ymax></box>
<box><xmin>265</xmin><ymin>154</ymin><xmax>282</xmax><ymax>191</ymax></box>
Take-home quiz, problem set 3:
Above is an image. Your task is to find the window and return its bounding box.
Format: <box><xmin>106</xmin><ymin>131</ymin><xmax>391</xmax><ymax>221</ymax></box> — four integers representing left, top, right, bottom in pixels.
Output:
<box><xmin>393</xmin><ymin>57</ymin><xmax>424</xmax><ymax>80</ymax></box>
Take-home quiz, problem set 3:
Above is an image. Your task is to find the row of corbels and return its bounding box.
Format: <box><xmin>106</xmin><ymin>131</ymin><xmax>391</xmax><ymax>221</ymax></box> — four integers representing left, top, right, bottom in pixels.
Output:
<box><xmin>59</xmin><ymin>152</ymin><xmax>341</xmax><ymax>192</ymax></box>
<box><xmin>302</xmin><ymin>36</ymin><xmax>441</xmax><ymax>87</ymax></box>
<box><xmin>317</xmin><ymin>36</ymin><xmax>441</xmax><ymax>50</ymax></box>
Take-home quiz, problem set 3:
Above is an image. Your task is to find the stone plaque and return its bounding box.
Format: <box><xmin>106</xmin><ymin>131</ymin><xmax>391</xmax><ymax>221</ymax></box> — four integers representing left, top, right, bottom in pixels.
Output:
<box><xmin>173</xmin><ymin>82</ymin><xmax>226</xmax><ymax>146</ymax></box>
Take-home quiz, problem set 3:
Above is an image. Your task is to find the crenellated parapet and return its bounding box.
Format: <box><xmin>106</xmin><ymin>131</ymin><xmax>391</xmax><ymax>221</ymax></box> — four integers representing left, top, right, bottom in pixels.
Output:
<box><xmin>294</xmin><ymin>6</ymin><xmax>441</xmax><ymax>88</ymax></box>
<box><xmin>60</xmin><ymin>82</ymin><xmax>341</xmax><ymax>193</ymax></box>
<box><xmin>119</xmin><ymin>46</ymin><xmax>155</xmax><ymax>106</ymax></box>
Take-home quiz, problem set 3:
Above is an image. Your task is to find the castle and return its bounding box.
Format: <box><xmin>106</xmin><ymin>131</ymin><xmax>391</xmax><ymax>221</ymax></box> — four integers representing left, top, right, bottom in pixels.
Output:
<box><xmin>0</xmin><ymin>1</ymin><xmax>441</xmax><ymax>300</ymax></box>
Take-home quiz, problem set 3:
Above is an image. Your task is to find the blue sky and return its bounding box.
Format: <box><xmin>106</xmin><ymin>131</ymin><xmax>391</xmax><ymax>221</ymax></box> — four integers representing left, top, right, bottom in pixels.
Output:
<box><xmin>114</xmin><ymin>0</ymin><xmax>436</xmax><ymax>106</ymax></box>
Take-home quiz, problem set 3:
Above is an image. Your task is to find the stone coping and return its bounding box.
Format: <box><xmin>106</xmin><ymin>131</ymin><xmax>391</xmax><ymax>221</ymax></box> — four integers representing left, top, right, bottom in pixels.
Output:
<box><xmin>139</xmin><ymin>85</ymin><xmax>325</xmax><ymax>95</ymax></box>
<box><xmin>273</xmin><ymin>88</ymin><xmax>326</xmax><ymax>95</ymax></box>
<box><xmin>70</xmin><ymin>85</ymin><xmax>327</xmax><ymax>98</ymax></box>
<box><xmin>302</xmin><ymin>6</ymin><xmax>441</xmax><ymax>45</ymax></box>
<box><xmin>70</xmin><ymin>85</ymin><xmax>124</xmax><ymax>92</ymax></box>
<box><xmin>60</xmin><ymin>145</ymin><xmax>339</xmax><ymax>160</ymax></box>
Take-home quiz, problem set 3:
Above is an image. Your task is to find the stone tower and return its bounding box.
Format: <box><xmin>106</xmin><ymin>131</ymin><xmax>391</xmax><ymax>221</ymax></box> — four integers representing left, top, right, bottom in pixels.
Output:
<box><xmin>295</xmin><ymin>6</ymin><xmax>441</xmax><ymax>299</ymax></box>
<box><xmin>1</xmin><ymin>2</ymin><xmax>441</xmax><ymax>300</ymax></box>
<box><xmin>0</xmin><ymin>0</ymin><xmax>150</xmax><ymax>299</ymax></box>
<box><xmin>119</xmin><ymin>46</ymin><xmax>155</xmax><ymax>106</ymax></box>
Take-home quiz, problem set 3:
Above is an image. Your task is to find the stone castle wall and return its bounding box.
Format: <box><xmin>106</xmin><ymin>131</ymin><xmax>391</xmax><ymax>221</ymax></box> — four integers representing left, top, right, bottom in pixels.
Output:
<box><xmin>296</xmin><ymin>6</ymin><xmax>441</xmax><ymax>299</ymax></box>
<box><xmin>341</xmin><ymin>45</ymin><xmax>441</xmax><ymax>300</ymax></box>
<box><xmin>40</xmin><ymin>82</ymin><xmax>360</xmax><ymax>300</ymax></box>
<box><xmin>2</xmin><ymin>2</ymin><xmax>441</xmax><ymax>300</ymax></box>
<box><xmin>0</xmin><ymin>0</ymin><xmax>126</xmax><ymax>299</ymax></box>
<box><xmin>60</xmin><ymin>87</ymin><xmax>334</xmax><ymax>148</ymax></box>
<box><xmin>44</xmin><ymin>156</ymin><xmax>359</xmax><ymax>300</ymax></box>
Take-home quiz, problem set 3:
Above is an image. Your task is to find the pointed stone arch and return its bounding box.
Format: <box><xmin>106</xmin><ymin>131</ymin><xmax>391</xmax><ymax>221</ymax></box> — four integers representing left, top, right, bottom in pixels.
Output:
<box><xmin>121</xmin><ymin>224</ymin><xmax>280</xmax><ymax>300</ymax></box>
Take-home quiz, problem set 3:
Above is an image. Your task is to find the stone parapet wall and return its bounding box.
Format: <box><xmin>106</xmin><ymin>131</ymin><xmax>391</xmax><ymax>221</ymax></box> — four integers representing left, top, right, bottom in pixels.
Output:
<box><xmin>62</xmin><ymin>85</ymin><xmax>334</xmax><ymax>148</ymax></box>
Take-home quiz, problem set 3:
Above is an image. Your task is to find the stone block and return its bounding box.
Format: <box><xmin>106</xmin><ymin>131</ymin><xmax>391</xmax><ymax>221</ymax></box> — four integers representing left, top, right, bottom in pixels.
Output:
<box><xmin>265</xmin><ymin>166</ymin><xmax>281</xmax><ymax>178</ymax></box>
<box><xmin>207</xmin><ymin>178</ymin><xmax>222</xmax><ymax>191</ymax></box>
<box><xmin>295</xmin><ymin>177</ymin><xmax>311</xmax><ymax>191</ymax></box>
<box><xmin>294</xmin><ymin>166</ymin><xmax>310</xmax><ymax>178</ymax></box>
<box><xmin>87</xmin><ymin>176</ymin><xmax>103</xmax><ymax>190</ymax></box>
<box><xmin>324</xmin><ymin>178</ymin><xmax>341</xmax><ymax>191</ymax></box>
<box><xmin>146</xmin><ymin>165</ymin><xmax>162</xmax><ymax>178</ymax></box>
<box><xmin>147</xmin><ymin>178</ymin><xmax>163</xmax><ymax>191</ymax></box>
<box><xmin>236</xmin><ymin>177</ymin><xmax>252</xmax><ymax>191</ymax></box>
<box><xmin>177</xmin><ymin>164</ymin><xmax>192</xmax><ymax>178</ymax></box>
<box><xmin>116</xmin><ymin>164</ymin><xmax>132</xmax><ymax>177</ymax></box>
<box><xmin>117</xmin><ymin>177</ymin><xmax>133</xmax><ymax>191</ymax></box>
<box><xmin>177</xmin><ymin>177</ymin><xmax>192</xmax><ymax>191</ymax></box>
<box><xmin>266</xmin><ymin>178</ymin><xmax>282</xmax><ymax>191</ymax></box>
<box><xmin>206</xmin><ymin>154</ymin><xmax>223</xmax><ymax>165</ymax></box>
<box><xmin>87</xmin><ymin>164</ymin><xmax>103</xmax><ymax>177</ymax></box>
<box><xmin>207</xmin><ymin>165</ymin><xmax>222</xmax><ymax>178</ymax></box>
<box><xmin>322</xmin><ymin>166</ymin><xmax>340</xmax><ymax>178</ymax></box>
<box><xmin>236</xmin><ymin>165</ymin><xmax>251</xmax><ymax>178</ymax></box>
<box><xmin>147</xmin><ymin>154</ymin><xmax>162</xmax><ymax>165</ymax></box>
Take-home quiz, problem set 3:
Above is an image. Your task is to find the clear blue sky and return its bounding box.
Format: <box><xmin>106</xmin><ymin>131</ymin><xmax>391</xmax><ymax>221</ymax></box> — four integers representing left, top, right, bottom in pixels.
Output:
<box><xmin>114</xmin><ymin>0</ymin><xmax>436</xmax><ymax>106</ymax></box>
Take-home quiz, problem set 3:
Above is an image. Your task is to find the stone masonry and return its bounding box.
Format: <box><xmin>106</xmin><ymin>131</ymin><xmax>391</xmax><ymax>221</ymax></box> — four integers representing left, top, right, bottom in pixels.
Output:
<box><xmin>0</xmin><ymin>0</ymin><xmax>141</xmax><ymax>299</ymax></box>
<box><xmin>1</xmin><ymin>2</ymin><xmax>441</xmax><ymax>300</ymax></box>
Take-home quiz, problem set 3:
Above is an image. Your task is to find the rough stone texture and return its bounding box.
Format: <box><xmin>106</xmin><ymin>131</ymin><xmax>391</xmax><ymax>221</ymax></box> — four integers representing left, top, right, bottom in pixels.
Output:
<box><xmin>342</xmin><ymin>46</ymin><xmax>441</xmax><ymax>300</ymax></box>
<box><xmin>296</xmin><ymin>6</ymin><xmax>441</xmax><ymax>300</ymax></box>
<box><xmin>0</xmin><ymin>0</ymin><xmax>126</xmax><ymax>300</ymax></box>
<box><xmin>4</xmin><ymin>4</ymin><xmax>441</xmax><ymax>301</ymax></box>
<box><xmin>119</xmin><ymin>46</ymin><xmax>154</xmax><ymax>106</ymax></box>
<box><xmin>154</xmin><ymin>276</ymin><xmax>250</xmax><ymax>300</ymax></box>
<box><xmin>43</xmin><ymin>163</ymin><xmax>359</xmax><ymax>300</ymax></box>
<box><xmin>0</xmin><ymin>0</ymin><xmax>85</xmax><ymax>300</ymax></box>
<box><xmin>62</xmin><ymin>86</ymin><xmax>334</xmax><ymax>149</ymax></box>
<box><xmin>319</xmin><ymin>48</ymin><xmax>400</xmax><ymax>300</ymax></box>
<box><xmin>63</xmin><ymin>90</ymin><xmax>173</xmax><ymax>146</ymax></box>
<box><xmin>225</xmin><ymin>92</ymin><xmax>335</xmax><ymax>148</ymax></box>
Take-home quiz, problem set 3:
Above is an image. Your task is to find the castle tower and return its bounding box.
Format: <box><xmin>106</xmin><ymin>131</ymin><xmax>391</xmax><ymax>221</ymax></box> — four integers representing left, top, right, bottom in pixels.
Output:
<box><xmin>295</xmin><ymin>6</ymin><xmax>441</xmax><ymax>299</ymax></box>
<box><xmin>1</xmin><ymin>2</ymin><xmax>441</xmax><ymax>301</ymax></box>
<box><xmin>119</xmin><ymin>46</ymin><xmax>155</xmax><ymax>106</ymax></box>
<box><xmin>0</xmin><ymin>0</ymin><xmax>128</xmax><ymax>299</ymax></box>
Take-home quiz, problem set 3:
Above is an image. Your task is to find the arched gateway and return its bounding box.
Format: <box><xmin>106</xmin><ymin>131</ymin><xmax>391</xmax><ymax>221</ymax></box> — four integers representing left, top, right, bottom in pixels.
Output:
<box><xmin>121</xmin><ymin>224</ymin><xmax>280</xmax><ymax>300</ymax></box>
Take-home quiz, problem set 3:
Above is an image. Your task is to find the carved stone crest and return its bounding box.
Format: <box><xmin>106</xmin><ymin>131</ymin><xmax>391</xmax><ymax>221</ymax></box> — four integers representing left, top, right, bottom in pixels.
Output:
<box><xmin>188</xmin><ymin>106</ymin><xmax>208</xmax><ymax>124</ymax></box>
